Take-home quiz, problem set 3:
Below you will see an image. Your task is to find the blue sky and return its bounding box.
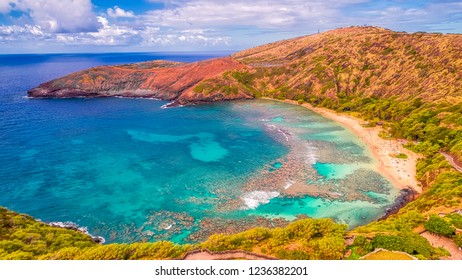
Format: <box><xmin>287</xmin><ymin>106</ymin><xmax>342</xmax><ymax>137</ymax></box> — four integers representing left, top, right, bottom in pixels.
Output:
<box><xmin>0</xmin><ymin>0</ymin><xmax>461</xmax><ymax>53</ymax></box>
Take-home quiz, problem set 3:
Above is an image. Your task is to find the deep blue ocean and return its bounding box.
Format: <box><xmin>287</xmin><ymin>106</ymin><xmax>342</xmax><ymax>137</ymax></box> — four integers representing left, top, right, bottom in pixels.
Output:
<box><xmin>0</xmin><ymin>52</ymin><xmax>398</xmax><ymax>243</ymax></box>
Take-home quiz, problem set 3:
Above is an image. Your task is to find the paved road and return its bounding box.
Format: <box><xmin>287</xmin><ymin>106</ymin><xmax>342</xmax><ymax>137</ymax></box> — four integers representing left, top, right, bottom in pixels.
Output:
<box><xmin>441</xmin><ymin>152</ymin><xmax>462</xmax><ymax>173</ymax></box>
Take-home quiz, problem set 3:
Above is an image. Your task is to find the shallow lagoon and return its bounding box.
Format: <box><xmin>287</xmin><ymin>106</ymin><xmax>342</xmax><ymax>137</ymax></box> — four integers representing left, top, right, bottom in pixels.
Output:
<box><xmin>0</xmin><ymin>98</ymin><xmax>398</xmax><ymax>243</ymax></box>
<box><xmin>0</xmin><ymin>53</ymin><xmax>399</xmax><ymax>243</ymax></box>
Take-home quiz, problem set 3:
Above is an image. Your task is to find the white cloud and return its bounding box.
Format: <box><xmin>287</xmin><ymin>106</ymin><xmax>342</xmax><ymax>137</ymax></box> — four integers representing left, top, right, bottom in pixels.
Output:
<box><xmin>56</xmin><ymin>17</ymin><xmax>139</xmax><ymax>45</ymax></box>
<box><xmin>0</xmin><ymin>24</ymin><xmax>48</xmax><ymax>43</ymax></box>
<box><xmin>0</xmin><ymin>0</ymin><xmax>99</xmax><ymax>32</ymax></box>
<box><xmin>139</xmin><ymin>32</ymin><xmax>229</xmax><ymax>47</ymax></box>
<box><xmin>143</xmin><ymin>0</ymin><xmax>368</xmax><ymax>29</ymax></box>
<box><xmin>107</xmin><ymin>6</ymin><xmax>135</xmax><ymax>18</ymax></box>
<box><xmin>1</xmin><ymin>0</ymin><xmax>462</xmax><ymax>52</ymax></box>
<box><xmin>2</xmin><ymin>24</ymin><xmax>42</xmax><ymax>36</ymax></box>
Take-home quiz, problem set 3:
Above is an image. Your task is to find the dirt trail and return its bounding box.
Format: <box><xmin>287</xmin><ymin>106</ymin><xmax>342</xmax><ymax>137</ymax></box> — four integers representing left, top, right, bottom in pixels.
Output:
<box><xmin>420</xmin><ymin>231</ymin><xmax>462</xmax><ymax>260</ymax></box>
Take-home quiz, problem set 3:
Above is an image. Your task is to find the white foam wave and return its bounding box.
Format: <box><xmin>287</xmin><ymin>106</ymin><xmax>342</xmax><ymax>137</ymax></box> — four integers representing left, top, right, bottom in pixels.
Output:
<box><xmin>305</xmin><ymin>145</ymin><xmax>318</xmax><ymax>164</ymax></box>
<box><xmin>160</xmin><ymin>102</ymin><xmax>174</xmax><ymax>109</ymax></box>
<box><xmin>48</xmin><ymin>221</ymin><xmax>105</xmax><ymax>244</ymax></box>
<box><xmin>161</xmin><ymin>102</ymin><xmax>184</xmax><ymax>109</ymax></box>
<box><xmin>284</xmin><ymin>180</ymin><xmax>296</xmax><ymax>190</ymax></box>
<box><xmin>242</xmin><ymin>191</ymin><xmax>280</xmax><ymax>210</ymax></box>
<box><xmin>277</xmin><ymin>128</ymin><xmax>290</xmax><ymax>142</ymax></box>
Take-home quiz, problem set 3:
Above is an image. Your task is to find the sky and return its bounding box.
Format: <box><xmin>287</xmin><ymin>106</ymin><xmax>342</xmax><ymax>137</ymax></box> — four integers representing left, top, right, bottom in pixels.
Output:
<box><xmin>0</xmin><ymin>0</ymin><xmax>461</xmax><ymax>53</ymax></box>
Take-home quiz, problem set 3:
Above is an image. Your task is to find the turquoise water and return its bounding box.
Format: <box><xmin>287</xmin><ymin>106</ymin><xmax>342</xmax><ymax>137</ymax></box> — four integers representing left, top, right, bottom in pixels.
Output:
<box><xmin>230</xmin><ymin>101</ymin><xmax>399</xmax><ymax>227</ymax></box>
<box><xmin>0</xmin><ymin>53</ymin><xmax>399</xmax><ymax>244</ymax></box>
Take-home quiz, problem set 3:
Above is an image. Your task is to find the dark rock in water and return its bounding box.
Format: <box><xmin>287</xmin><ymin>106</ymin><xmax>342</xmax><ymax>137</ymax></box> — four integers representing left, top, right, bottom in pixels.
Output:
<box><xmin>91</xmin><ymin>236</ymin><xmax>106</xmax><ymax>244</ymax></box>
<box><xmin>378</xmin><ymin>187</ymin><xmax>417</xmax><ymax>221</ymax></box>
<box><xmin>48</xmin><ymin>221</ymin><xmax>105</xmax><ymax>244</ymax></box>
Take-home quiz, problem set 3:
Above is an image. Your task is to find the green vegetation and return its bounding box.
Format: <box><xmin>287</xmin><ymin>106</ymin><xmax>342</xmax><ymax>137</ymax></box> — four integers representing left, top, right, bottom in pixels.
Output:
<box><xmin>370</xmin><ymin>233</ymin><xmax>448</xmax><ymax>259</ymax></box>
<box><xmin>44</xmin><ymin>241</ymin><xmax>189</xmax><ymax>260</ymax></box>
<box><xmin>0</xmin><ymin>207</ymin><xmax>190</xmax><ymax>260</ymax></box>
<box><xmin>354</xmin><ymin>210</ymin><xmax>426</xmax><ymax>234</ymax></box>
<box><xmin>424</xmin><ymin>215</ymin><xmax>456</xmax><ymax>237</ymax></box>
<box><xmin>351</xmin><ymin>235</ymin><xmax>373</xmax><ymax>256</ymax></box>
<box><xmin>454</xmin><ymin>234</ymin><xmax>462</xmax><ymax>248</ymax></box>
<box><xmin>201</xmin><ymin>218</ymin><xmax>347</xmax><ymax>260</ymax></box>
<box><xmin>0</xmin><ymin>207</ymin><xmax>96</xmax><ymax>260</ymax></box>
<box><xmin>392</xmin><ymin>153</ymin><xmax>408</xmax><ymax>159</ymax></box>
<box><xmin>420</xmin><ymin>213</ymin><xmax>462</xmax><ymax>248</ymax></box>
<box><xmin>447</xmin><ymin>213</ymin><xmax>462</xmax><ymax>229</ymax></box>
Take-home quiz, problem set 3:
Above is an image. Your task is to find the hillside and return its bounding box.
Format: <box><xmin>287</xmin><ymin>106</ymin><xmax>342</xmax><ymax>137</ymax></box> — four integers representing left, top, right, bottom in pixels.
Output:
<box><xmin>232</xmin><ymin>26</ymin><xmax>462</xmax><ymax>104</ymax></box>
<box><xmin>2</xmin><ymin>205</ymin><xmax>461</xmax><ymax>260</ymax></box>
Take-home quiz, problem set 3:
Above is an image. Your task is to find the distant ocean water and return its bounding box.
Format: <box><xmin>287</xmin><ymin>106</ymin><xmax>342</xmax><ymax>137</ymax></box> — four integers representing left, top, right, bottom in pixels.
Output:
<box><xmin>0</xmin><ymin>52</ymin><xmax>399</xmax><ymax>243</ymax></box>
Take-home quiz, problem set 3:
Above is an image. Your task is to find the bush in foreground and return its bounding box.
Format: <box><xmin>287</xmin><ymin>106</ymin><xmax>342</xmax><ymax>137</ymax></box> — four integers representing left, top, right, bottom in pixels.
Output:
<box><xmin>371</xmin><ymin>232</ymin><xmax>449</xmax><ymax>260</ymax></box>
<box><xmin>424</xmin><ymin>215</ymin><xmax>456</xmax><ymax>237</ymax></box>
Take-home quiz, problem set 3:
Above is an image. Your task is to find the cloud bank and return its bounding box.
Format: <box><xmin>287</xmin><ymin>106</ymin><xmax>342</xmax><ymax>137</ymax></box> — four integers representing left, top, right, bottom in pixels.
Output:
<box><xmin>0</xmin><ymin>0</ymin><xmax>461</xmax><ymax>53</ymax></box>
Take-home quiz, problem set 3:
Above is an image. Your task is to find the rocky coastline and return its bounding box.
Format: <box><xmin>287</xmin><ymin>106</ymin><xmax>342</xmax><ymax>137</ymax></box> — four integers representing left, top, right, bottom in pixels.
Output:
<box><xmin>48</xmin><ymin>221</ymin><xmax>106</xmax><ymax>244</ymax></box>
<box><xmin>378</xmin><ymin>187</ymin><xmax>418</xmax><ymax>221</ymax></box>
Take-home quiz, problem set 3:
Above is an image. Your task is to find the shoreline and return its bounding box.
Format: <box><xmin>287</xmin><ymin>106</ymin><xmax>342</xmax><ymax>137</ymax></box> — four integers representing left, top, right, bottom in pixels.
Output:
<box><xmin>264</xmin><ymin>98</ymin><xmax>422</xmax><ymax>194</ymax></box>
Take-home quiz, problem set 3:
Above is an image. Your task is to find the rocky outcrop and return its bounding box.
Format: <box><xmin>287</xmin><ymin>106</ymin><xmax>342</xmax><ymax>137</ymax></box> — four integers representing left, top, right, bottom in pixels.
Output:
<box><xmin>28</xmin><ymin>57</ymin><xmax>252</xmax><ymax>105</ymax></box>
<box><xmin>48</xmin><ymin>221</ymin><xmax>106</xmax><ymax>244</ymax></box>
<box><xmin>378</xmin><ymin>187</ymin><xmax>417</xmax><ymax>221</ymax></box>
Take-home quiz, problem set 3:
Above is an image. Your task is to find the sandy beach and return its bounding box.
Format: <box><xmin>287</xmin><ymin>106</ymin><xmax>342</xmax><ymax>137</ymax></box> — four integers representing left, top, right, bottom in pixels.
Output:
<box><xmin>266</xmin><ymin>98</ymin><xmax>423</xmax><ymax>194</ymax></box>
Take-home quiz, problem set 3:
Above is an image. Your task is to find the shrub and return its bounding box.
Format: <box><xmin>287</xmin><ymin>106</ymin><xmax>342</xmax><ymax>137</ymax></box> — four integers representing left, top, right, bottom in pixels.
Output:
<box><xmin>353</xmin><ymin>235</ymin><xmax>373</xmax><ymax>254</ymax></box>
<box><xmin>447</xmin><ymin>213</ymin><xmax>462</xmax><ymax>229</ymax></box>
<box><xmin>393</xmin><ymin>153</ymin><xmax>408</xmax><ymax>159</ymax></box>
<box><xmin>371</xmin><ymin>232</ymin><xmax>442</xmax><ymax>259</ymax></box>
<box><xmin>424</xmin><ymin>215</ymin><xmax>455</xmax><ymax>237</ymax></box>
<box><xmin>453</xmin><ymin>233</ymin><xmax>462</xmax><ymax>248</ymax></box>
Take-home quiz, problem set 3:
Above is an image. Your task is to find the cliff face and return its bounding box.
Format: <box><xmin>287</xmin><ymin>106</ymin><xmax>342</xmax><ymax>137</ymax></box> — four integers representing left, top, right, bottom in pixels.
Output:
<box><xmin>28</xmin><ymin>57</ymin><xmax>251</xmax><ymax>105</ymax></box>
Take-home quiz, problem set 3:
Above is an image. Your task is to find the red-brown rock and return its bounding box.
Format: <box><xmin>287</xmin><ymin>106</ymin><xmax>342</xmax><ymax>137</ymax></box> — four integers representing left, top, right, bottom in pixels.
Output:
<box><xmin>28</xmin><ymin>57</ymin><xmax>251</xmax><ymax>105</ymax></box>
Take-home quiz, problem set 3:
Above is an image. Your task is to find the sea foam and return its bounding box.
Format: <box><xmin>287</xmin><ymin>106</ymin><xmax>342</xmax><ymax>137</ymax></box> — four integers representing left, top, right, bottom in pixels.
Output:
<box><xmin>242</xmin><ymin>191</ymin><xmax>280</xmax><ymax>210</ymax></box>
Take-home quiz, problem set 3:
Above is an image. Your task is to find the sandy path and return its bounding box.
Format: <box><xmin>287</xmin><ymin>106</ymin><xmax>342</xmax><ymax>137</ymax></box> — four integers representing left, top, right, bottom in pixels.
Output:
<box><xmin>420</xmin><ymin>231</ymin><xmax>462</xmax><ymax>260</ymax></box>
<box><xmin>266</xmin><ymin>98</ymin><xmax>422</xmax><ymax>194</ymax></box>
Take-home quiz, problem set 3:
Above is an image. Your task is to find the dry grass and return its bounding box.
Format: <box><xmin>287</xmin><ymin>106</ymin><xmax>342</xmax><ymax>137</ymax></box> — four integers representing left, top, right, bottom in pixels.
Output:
<box><xmin>362</xmin><ymin>250</ymin><xmax>415</xmax><ymax>260</ymax></box>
